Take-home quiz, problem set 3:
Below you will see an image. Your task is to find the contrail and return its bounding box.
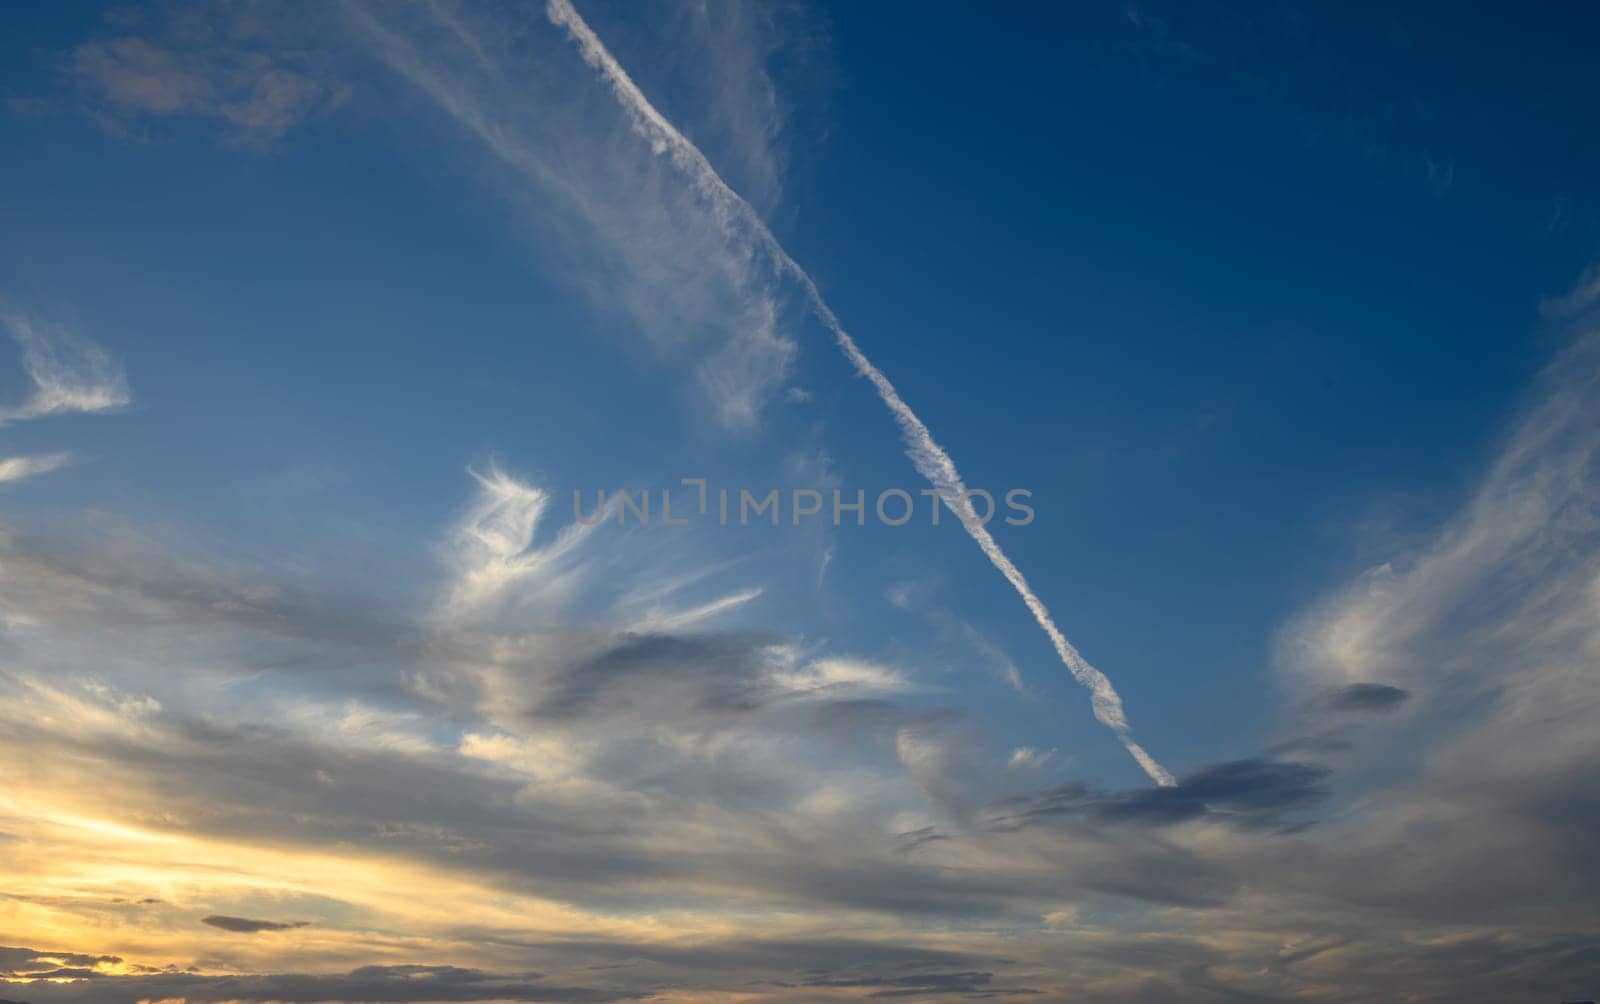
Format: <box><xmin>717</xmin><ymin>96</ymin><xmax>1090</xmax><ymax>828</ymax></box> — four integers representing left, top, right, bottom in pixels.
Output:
<box><xmin>545</xmin><ymin>0</ymin><xmax>1173</xmax><ymax>786</ymax></box>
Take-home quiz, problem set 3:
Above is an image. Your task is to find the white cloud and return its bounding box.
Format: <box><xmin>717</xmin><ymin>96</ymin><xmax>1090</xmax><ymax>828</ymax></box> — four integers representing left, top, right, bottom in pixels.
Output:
<box><xmin>1008</xmin><ymin>746</ymin><xmax>1056</xmax><ymax>769</ymax></box>
<box><xmin>1</xmin><ymin>313</ymin><xmax>129</xmax><ymax>423</ymax></box>
<box><xmin>0</xmin><ymin>452</ymin><xmax>71</xmax><ymax>484</ymax></box>
<box><xmin>770</xmin><ymin>655</ymin><xmax>911</xmax><ymax>696</ymax></box>
<box><xmin>444</xmin><ymin>465</ymin><xmax>604</xmax><ymax>616</ymax></box>
<box><xmin>631</xmin><ymin>586</ymin><xmax>763</xmax><ymax>633</ymax></box>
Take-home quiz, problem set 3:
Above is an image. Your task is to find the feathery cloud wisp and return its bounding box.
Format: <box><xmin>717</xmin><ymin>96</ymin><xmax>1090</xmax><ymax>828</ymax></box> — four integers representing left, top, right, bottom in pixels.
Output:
<box><xmin>1</xmin><ymin>312</ymin><xmax>130</xmax><ymax>423</ymax></box>
<box><xmin>445</xmin><ymin>465</ymin><xmax>604</xmax><ymax>616</ymax></box>
<box><xmin>543</xmin><ymin>0</ymin><xmax>1173</xmax><ymax>786</ymax></box>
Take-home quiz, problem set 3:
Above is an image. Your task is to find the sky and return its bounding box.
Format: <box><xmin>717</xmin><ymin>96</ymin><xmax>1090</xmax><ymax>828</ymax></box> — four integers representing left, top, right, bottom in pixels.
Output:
<box><xmin>1</xmin><ymin>1</ymin><xmax>1599</xmax><ymax>1001</ymax></box>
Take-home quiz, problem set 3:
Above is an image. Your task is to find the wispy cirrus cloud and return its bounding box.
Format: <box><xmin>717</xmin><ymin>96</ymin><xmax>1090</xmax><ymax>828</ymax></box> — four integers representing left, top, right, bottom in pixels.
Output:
<box><xmin>1281</xmin><ymin>325</ymin><xmax>1600</xmax><ymax>705</ymax></box>
<box><xmin>0</xmin><ymin>310</ymin><xmax>127</xmax><ymax>489</ymax></box>
<box><xmin>1</xmin><ymin>312</ymin><xmax>129</xmax><ymax>424</ymax></box>
<box><xmin>344</xmin><ymin>0</ymin><xmax>800</xmax><ymax>428</ymax></box>
<box><xmin>444</xmin><ymin>465</ymin><xmax>605</xmax><ymax>616</ymax></box>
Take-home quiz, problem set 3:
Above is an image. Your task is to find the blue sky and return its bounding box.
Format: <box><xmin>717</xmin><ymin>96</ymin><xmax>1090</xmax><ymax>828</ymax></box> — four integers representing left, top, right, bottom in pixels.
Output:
<box><xmin>2</xmin><ymin>2</ymin><xmax>1600</xmax><ymax>1001</ymax></box>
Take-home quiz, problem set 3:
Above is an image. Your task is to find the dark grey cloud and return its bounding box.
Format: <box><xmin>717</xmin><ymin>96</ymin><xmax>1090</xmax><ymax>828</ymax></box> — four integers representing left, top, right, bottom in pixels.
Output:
<box><xmin>579</xmin><ymin>936</ymin><xmax>969</xmax><ymax>972</ymax></box>
<box><xmin>0</xmin><ymin>946</ymin><xmax>120</xmax><ymax>979</ymax></box>
<box><xmin>529</xmin><ymin>630</ymin><xmax>784</xmax><ymax>720</ymax></box>
<box><xmin>0</xmin><ymin>525</ymin><xmax>421</xmax><ymax>656</ymax></box>
<box><xmin>0</xmin><ymin>961</ymin><xmax>643</xmax><ymax>1004</ymax></box>
<box><xmin>1161</xmin><ymin>759</ymin><xmax>1331</xmax><ymax>816</ymax></box>
<box><xmin>0</xmin><ymin>937</ymin><xmax>1048</xmax><ymax>1004</ymax></box>
<box><xmin>1</xmin><ymin>948</ymin><xmax>98</xmax><ymax>973</ymax></box>
<box><xmin>1324</xmin><ymin>683</ymin><xmax>1408</xmax><ymax>712</ymax></box>
<box><xmin>447</xmin><ymin>936</ymin><xmax>1053</xmax><ymax>1002</ymax></box>
<box><xmin>200</xmin><ymin>914</ymin><xmax>310</xmax><ymax>933</ymax></box>
<box><xmin>1267</xmin><ymin>735</ymin><xmax>1353</xmax><ymax>756</ymax></box>
<box><xmin>892</xmin><ymin>825</ymin><xmax>949</xmax><ymax>854</ymax></box>
<box><xmin>987</xmin><ymin>758</ymin><xmax>1331</xmax><ymax>832</ymax></box>
<box><xmin>797</xmin><ymin>969</ymin><xmax>1012</xmax><ymax>997</ymax></box>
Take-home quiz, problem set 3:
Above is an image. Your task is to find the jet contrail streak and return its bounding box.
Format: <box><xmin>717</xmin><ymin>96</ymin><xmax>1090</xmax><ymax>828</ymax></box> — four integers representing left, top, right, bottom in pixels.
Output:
<box><xmin>542</xmin><ymin>0</ymin><xmax>1173</xmax><ymax>786</ymax></box>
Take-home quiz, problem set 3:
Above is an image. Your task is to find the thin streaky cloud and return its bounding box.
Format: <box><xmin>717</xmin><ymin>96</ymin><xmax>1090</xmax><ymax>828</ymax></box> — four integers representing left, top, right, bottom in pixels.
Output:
<box><xmin>544</xmin><ymin>0</ymin><xmax>1174</xmax><ymax>786</ymax></box>
<box><xmin>633</xmin><ymin>585</ymin><xmax>763</xmax><ymax>633</ymax></box>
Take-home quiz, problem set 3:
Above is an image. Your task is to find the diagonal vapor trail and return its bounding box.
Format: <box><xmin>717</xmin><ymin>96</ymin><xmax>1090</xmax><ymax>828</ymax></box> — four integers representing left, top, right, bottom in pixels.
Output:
<box><xmin>543</xmin><ymin>0</ymin><xmax>1174</xmax><ymax>786</ymax></box>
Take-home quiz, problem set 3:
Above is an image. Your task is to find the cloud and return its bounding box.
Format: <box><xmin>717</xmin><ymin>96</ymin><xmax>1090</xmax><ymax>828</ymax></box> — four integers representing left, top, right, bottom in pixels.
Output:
<box><xmin>1248</xmin><ymin>283</ymin><xmax>1600</xmax><ymax>942</ymax></box>
<box><xmin>1280</xmin><ymin>323</ymin><xmax>1600</xmax><ymax>705</ymax></box>
<box><xmin>797</xmin><ymin>969</ymin><xmax>1024</xmax><ymax>997</ymax></box>
<box><xmin>0</xmin><ymin>954</ymin><xmax>642</xmax><ymax>1003</ymax></box>
<box><xmin>199</xmin><ymin>914</ymin><xmax>309</xmax><ymax>933</ymax></box>
<box><xmin>1323</xmin><ymin>682</ymin><xmax>1408</xmax><ymax>712</ymax></box>
<box><xmin>1541</xmin><ymin>260</ymin><xmax>1600</xmax><ymax>319</ymax></box>
<box><xmin>66</xmin><ymin>7</ymin><xmax>346</xmax><ymax>145</ymax></box>
<box><xmin>0</xmin><ymin>938</ymin><xmax>1056</xmax><ymax>1004</ymax></box>
<box><xmin>0</xmin><ymin>453</ymin><xmax>70</xmax><ymax>484</ymax></box>
<box><xmin>889</xmin><ymin>586</ymin><xmax>1030</xmax><ymax>696</ymax></box>
<box><xmin>2</xmin><ymin>426</ymin><xmax>1599</xmax><ymax>998</ymax></box>
<box><xmin>1</xmin><ymin>312</ymin><xmax>129</xmax><ymax>423</ymax></box>
<box><xmin>344</xmin><ymin>0</ymin><xmax>799</xmax><ymax>427</ymax></box>
<box><xmin>19</xmin><ymin>432</ymin><xmax>1578</xmax><ymax>996</ymax></box>
<box><xmin>0</xmin><ymin>945</ymin><xmax>120</xmax><ymax>979</ymax></box>
<box><xmin>986</xmin><ymin>757</ymin><xmax>1331</xmax><ymax>832</ymax></box>
<box><xmin>522</xmin><ymin>630</ymin><xmax>788</xmax><ymax>720</ymax></box>
<box><xmin>444</xmin><ymin>465</ymin><xmax>604</xmax><ymax>616</ymax></box>
<box><xmin>0</xmin><ymin>472</ymin><xmax>1049</xmax><ymax>931</ymax></box>
<box><xmin>628</xmin><ymin>585</ymin><xmax>762</xmax><ymax>633</ymax></box>
<box><xmin>1007</xmin><ymin>746</ymin><xmax>1055</xmax><ymax>769</ymax></box>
